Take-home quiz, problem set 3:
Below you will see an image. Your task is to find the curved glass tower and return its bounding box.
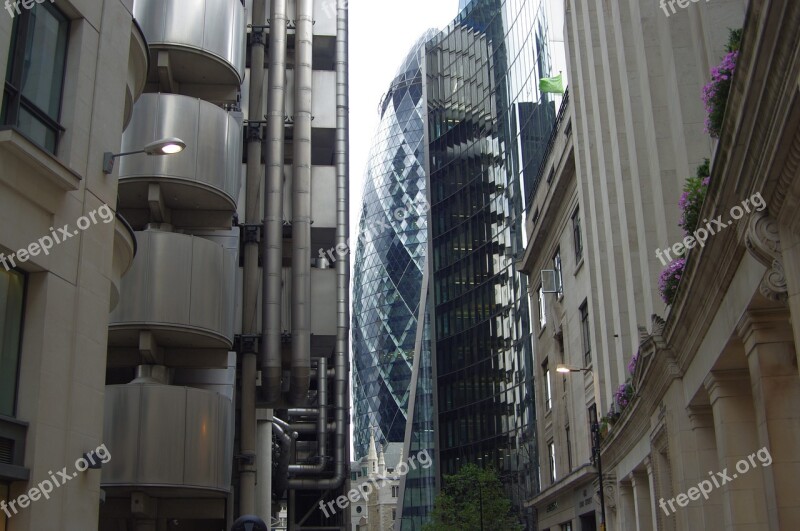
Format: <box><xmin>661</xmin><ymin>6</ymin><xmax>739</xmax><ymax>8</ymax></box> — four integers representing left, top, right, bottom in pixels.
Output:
<box><xmin>352</xmin><ymin>30</ymin><xmax>437</xmax><ymax>459</ymax></box>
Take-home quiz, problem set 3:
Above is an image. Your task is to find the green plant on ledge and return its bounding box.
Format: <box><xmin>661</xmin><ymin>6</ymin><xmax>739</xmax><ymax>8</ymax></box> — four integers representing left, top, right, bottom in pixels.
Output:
<box><xmin>679</xmin><ymin>159</ymin><xmax>711</xmax><ymax>236</ymax></box>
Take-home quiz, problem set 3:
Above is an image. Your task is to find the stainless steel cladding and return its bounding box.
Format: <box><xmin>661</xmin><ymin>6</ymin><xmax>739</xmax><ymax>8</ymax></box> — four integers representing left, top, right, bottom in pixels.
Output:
<box><xmin>117</xmin><ymin>93</ymin><xmax>242</xmax><ymax>216</ymax></box>
<box><xmin>109</xmin><ymin>230</ymin><xmax>237</xmax><ymax>348</ymax></box>
<box><xmin>102</xmin><ymin>384</ymin><xmax>233</xmax><ymax>491</ymax></box>
<box><xmin>132</xmin><ymin>0</ymin><xmax>246</xmax><ymax>85</ymax></box>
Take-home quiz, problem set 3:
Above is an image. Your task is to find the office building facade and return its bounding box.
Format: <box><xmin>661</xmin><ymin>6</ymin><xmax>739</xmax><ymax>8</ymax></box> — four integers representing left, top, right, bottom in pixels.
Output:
<box><xmin>0</xmin><ymin>0</ymin><xmax>146</xmax><ymax>529</ymax></box>
<box><xmin>352</xmin><ymin>30</ymin><xmax>436</xmax><ymax>460</ymax></box>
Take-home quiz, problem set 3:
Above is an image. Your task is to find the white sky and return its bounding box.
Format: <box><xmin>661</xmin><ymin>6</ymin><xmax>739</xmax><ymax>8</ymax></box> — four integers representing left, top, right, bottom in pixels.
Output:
<box><xmin>348</xmin><ymin>0</ymin><xmax>459</xmax><ymax>243</ymax></box>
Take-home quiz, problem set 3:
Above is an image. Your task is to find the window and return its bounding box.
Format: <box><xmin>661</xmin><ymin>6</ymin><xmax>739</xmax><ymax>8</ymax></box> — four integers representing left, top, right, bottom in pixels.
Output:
<box><xmin>392</xmin><ymin>509</ymin><xmax>396</xmax><ymax>520</ymax></box>
<box><xmin>572</xmin><ymin>207</ymin><xmax>583</xmax><ymax>263</ymax></box>
<box><xmin>356</xmin><ymin>506</ymin><xmax>363</xmax><ymax>514</ymax></box>
<box><xmin>553</xmin><ymin>249</ymin><xmax>563</xmax><ymax>296</ymax></box>
<box><xmin>0</xmin><ymin>269</ymin><xmax>25</xmax><ymax>417</ymax></box>
<box><xmin>561</xmin><ymin>523</ymin><xmax>573</xmax><ymax>531</ymax></box>
<box><xmin>580</xmin><ymin>300</ymin><xmax>591</xmax><ymax>367</ymax></box>
<box><xmin>548</xmin><ymin>441</ymin><xmax>556</xmax><ymax>483</ymax></box>
<box><xmin>361</xmin><ymin>466</ymin><xmax>368</xmax><ymax>476</ymax></box>
<box><xmin>392</xmin><ymin>485</ymin><xmax>399</xmax><ymax>497</ymax></box>
<box><xmin>538</xmin><ymin>285</ymin><xmax>546</xmax><ymax>329</ymax></box>
<box><xmin>543</xmin><ymin>361</ymin><xmax>552</xmax><ymax>411</ymax></box>
<box><xmin>2</xmin><ymin>2</ymin><xmax>69</xmax><ymax>153</ymax></box>
<box><xmin>565</xmin><ymin>426</ymin><xmax>573</xmax><ymax>472</ymax></box>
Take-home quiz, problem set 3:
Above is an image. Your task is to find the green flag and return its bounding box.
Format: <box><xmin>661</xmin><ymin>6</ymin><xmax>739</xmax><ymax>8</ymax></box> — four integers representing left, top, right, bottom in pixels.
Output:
<box><xmin>539</xmin><ymin>73</ymin><xmax>565</xmax><ymax>94</ymax></box>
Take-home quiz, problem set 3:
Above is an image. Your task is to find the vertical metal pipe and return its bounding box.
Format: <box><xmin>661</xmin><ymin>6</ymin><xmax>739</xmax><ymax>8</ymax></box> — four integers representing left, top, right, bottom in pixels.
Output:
<box><xmin>263</xmin><ymin>0</ymin><xmax>288</xmax><ymax>404</ymax></box>
<box><xmin>241</xmin><ymin>0</ymin><xmax>267</xmax><ymax>516</ymax></box>
<box><xmin>290</xmin><ymin>0</ymin><xmax>314</xmax><ymax>404</ymax></box>
<box><xmin>287</xmin><ymin>0</ymin><xmax>348</xmax><ymax>490</ymax></box>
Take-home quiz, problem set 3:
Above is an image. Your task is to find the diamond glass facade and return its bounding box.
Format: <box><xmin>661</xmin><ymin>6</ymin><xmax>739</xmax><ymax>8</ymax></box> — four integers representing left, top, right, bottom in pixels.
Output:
<box><xmin>425</xmin><ymin>0</ymin><xmax>560</xmax><ymax>526</ymax></box>
<box><xmin>352</xmin><ymin>31</ymin><xmax>437</xmax><ymax>459</ymax></box>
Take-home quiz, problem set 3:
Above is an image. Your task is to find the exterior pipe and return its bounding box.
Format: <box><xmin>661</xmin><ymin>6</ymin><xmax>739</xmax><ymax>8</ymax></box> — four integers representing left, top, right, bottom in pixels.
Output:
<box><xmin>287</xmin><ymin>0</ymin><xmax>348</xmax><ymax>490</ymax></box>
<box><xmin>288</xmin><ymin>357</ymin><xmax>327</xmax><ymax>474</ymax></box>
<box><xmin>262</xmin><ymin>0</ymin><xmax>288</xmax><ymax>404</ymax></box>
<box><xmin>240</xmin><ymin>0</ymin><xmax>266</xmax><ymax>515</ymax></box>
<box><xmin>272</xmin><ymin>418</ymin><xmax>295</xmax><ymax>496</ymax></box>
<box><xmin>289</xmin><ymin>0</ymin><xmax>314</xmax><ymax>405</ymax></box>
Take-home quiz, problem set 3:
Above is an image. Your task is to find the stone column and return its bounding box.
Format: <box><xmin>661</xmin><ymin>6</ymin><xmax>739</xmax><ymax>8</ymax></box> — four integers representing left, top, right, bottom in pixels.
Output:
<box><xmin>687</xmin><ymin>405</ymin><xmax>724</xmax><ymax>530</ymax></box>
<box><xmin>631</xmin><ymin>470</ymin><xmax>654</xmax><ymax>531</ymax></box>
<box><xmin>618</xmin><ymin>480</ymin><xmax>637</xmax><ymax>530</ymax></box>
<box><xmin>704</xmin><ymin>369</ymin><xmax>769</xmax><ymax>530</ymax></box>
<box><xmin>737</xmin><ymin>309</ymin><xmax>800</xmax><ymax>530</ymax></box>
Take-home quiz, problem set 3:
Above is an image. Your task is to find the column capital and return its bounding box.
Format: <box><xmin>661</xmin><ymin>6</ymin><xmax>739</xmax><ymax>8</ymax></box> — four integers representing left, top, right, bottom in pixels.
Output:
<box><xmin>686</xmin><ymin>404</ymin><xmax>714</xmax><ymax>429</ymax></box>
<box><xmin>703</xmin><ymin>369</ymin><xmax>750</xmax><ymax>404</ymax></box>
<box><xmin>736</xmin><ymin>308</ymin><xmax>794</xmax><ymax>354</ymax></box>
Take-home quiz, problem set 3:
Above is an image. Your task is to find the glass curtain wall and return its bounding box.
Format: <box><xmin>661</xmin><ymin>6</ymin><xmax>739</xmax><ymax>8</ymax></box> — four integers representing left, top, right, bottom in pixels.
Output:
<box><xmin>352</xmin><ymin>30</ymin><xmax>438</xmax><ymax>459</ymax></box>
<box><xmin>425</xmin><ymin>0</ymin><xmax>560</xmax><ymax>526</ymax></box>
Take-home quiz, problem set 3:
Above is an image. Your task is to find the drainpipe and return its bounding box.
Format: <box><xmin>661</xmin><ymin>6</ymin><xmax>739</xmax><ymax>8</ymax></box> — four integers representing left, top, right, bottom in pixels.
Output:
<box><xmin>287</xmin><ymin>0</ymin><xmax>348</xmax><ymax>490</ymax></box>
<box><xmin>263</xmin><ymin>0</ymin><xmax>287</xmax><ymax>405</ymax></box>
<box><xmin>288</xmin><ymin>358</ymin><xmax>327</xmax><ymax>475</ymax></box>
<box><xmin>240</xmin><ymin>0</ymin><xmax>266</xmax><ymax>515</ymax></box>
<box><xmin>290</xmin><ymin>0</ymin><xmax>314</xmax><ymax>405</ymax></box>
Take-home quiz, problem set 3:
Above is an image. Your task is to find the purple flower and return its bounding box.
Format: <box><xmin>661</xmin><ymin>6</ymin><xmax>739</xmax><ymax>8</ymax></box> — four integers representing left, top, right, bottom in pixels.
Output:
<box><xmin>627</xmin><ymin>354</ymin><xmax>639</xmax><ymax>375</ymax></box>
<box><xmin>659</xmin><ymin>258</ymin><xmax>686</xmax><ymax>304</ymax></box>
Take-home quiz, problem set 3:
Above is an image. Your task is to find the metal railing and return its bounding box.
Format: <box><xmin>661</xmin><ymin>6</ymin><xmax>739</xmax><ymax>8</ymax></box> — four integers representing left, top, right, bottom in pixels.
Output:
<box><xmin>526</xmin><ymin>88</ymin><xmax>570</xmax><ymax>209</ymax></box>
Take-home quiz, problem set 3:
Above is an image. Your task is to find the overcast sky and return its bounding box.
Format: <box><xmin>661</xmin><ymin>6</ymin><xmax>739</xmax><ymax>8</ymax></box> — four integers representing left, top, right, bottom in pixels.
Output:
<box><xmin>348</xmin><ymin>0</ymin><xmax>459</xmax><ymax>242</ymax></box>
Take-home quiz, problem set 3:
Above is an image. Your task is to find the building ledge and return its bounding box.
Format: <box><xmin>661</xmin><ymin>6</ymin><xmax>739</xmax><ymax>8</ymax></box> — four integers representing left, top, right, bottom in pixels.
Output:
<box><xmin>525</xmin><ymin>464</ymin><xmax>594</xmax><ymax>508</ymax></box>
<box><xmin>0</xmin><ymin>127</ymin><xmax>82</xmax><ymax>192</ymax></box>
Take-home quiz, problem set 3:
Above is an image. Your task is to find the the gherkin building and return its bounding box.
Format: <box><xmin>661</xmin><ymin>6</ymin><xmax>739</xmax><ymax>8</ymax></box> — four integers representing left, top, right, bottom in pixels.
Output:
<box><xmin>351</xmin><ymin>30</ymin><xmax>436</xmax><ymax>459</ymax></box>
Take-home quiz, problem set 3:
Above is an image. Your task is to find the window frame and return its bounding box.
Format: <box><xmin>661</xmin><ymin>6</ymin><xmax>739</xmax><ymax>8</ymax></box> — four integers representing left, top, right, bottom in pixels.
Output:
<box><xmin>553</xmin><ymin>248</ymin><xmax>563</xmax><ymax>297</ymax></box>
<box><xmin>579</xmin><ymin>300</ymin><xmax>591</xmax><ymax>367</ymax></box>
<box><xmin>543</xmin><ymin>360</ymin><xmax>552</xmax><ymax>412</ymax></box>
<box><xmin>572</xmin><ymin>207</ymin><xmax>583</xmax><ymax>263</ymax></box>
<box><xmin>0</xmin><ymin>269</ymin><xmax>26</xmax><ymax>418</ymax></box>
<box><xmin>538</xmin><ymin>284</ymin><xmax>546</xmax><ymax>330</ymax></box>
<box><xmin>2</xmin><ymin>1</ymin><xmax>69</xmax><ymax>154</ymax></box>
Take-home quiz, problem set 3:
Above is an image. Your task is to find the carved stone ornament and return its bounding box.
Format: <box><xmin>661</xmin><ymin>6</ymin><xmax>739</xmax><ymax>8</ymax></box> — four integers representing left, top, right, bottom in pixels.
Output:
<box><xmin>745</xmin><ymin>211</ymin><xmax>788</xmax><ymax>301</ymax></box>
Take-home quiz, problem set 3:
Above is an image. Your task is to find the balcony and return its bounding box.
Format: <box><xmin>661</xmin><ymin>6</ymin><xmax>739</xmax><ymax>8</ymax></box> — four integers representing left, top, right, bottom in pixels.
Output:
<box><xmin>110</xmin><ymin>213</ymin><xmax>137</xmax><ymax>312</ymax></box>
<box><xmin>133</xmin><ymin>0</ymin><xmax>245</xmax><ymax>95</ymax></box>
<box><xmin>117</xmin><ymin>93</ymin><xmax>243</xmax><ymax>230</ymax></box>
<box><xmin>123</xmin><ymin>21</ymin><xmax>149</xmax><ymax>130</ymax></box>
<box><xmin>102</xmin><ymin>383</ymin><xmax>232</xmax><ymax>493</ymax></box>
<box><xmin>108</xmin><ymin>230</ymin><xmax>237</xmax><ymax>350</ymax></box>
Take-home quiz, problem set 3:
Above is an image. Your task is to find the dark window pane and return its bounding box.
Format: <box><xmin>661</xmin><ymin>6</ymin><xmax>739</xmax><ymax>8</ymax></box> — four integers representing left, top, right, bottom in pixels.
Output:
<box><xmin>0</xmin><ymin>269</ymin><xmax>25</xmax><ymax>417</ymax></box>
<box><xmin>20</xmin><ymin>4</ymin><xmax>68</xmax><ymax>119</ymax></box>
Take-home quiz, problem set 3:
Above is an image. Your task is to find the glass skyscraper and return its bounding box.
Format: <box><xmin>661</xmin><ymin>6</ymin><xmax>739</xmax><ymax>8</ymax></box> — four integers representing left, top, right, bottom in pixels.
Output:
<box><xmin>423</xmin><ymin>0</ymin><xmax>563</xmax><ymax>527</ymax></box>
<box><xmin>353</xmin><ymin>1</ymin><xmax>564</xmax><ymax>528</ymax></box>
<box><xmin>352</xmin><ymin>30</ymin><xmax>437</xmax><ymax>459</ymax></box>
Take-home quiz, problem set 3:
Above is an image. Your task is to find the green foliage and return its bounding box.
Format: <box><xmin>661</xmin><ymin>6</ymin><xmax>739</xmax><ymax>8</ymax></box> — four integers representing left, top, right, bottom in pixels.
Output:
<box><xmin>678</xmin><ymin>159</ymin><xmax>711</xmax><ymax>235</ymax></box>
<box><xmin>726</xmin><ymin>28</ymin><xmax>743</xmax><ymax>53</ymax></box>
<box><xmin>423</xmin><ymin>464</ymin><xmax>522</xmax><ymax>531</ymax></box>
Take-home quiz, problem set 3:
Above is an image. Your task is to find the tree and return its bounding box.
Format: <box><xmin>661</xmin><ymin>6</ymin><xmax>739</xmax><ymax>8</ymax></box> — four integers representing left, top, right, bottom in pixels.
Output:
<box><xmin>423</xmin><ymin>464</ymin><xmax>523</xmax><ymax>531</ymax></box>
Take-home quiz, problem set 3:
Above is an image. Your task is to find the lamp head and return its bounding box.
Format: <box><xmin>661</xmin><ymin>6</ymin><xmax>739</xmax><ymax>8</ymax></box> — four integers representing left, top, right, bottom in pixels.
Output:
<box><xmin>143</xmin><ymin>137</ymin><xmax>186</xmax><ymax>155</ymax></box>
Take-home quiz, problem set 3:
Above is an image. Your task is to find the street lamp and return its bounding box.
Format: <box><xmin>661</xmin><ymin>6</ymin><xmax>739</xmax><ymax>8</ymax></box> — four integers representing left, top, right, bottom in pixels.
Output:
<box><xmin>103</xmin><ymin>137</ymin><xmax>187</xmax><ymax>174</ymax></box>
<box><xmin>556</xmin><ymin>364</ymin><xmax>592</xmax><ymax>374</ymax></box>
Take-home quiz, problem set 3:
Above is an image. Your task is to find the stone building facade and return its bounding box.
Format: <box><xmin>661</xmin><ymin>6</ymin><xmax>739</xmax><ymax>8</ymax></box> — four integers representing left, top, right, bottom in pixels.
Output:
<box><xmin>521</xmin><ymin>0</ymin><xmax>800</xmax><ymax>529</ymax></box>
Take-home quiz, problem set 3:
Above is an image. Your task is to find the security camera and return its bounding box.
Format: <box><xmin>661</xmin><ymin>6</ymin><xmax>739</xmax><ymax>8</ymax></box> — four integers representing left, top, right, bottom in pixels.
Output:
<box><xmin>231</xmin><ymin>515</ymin><xmax>268</xmax><ymax>531</ymax></box>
